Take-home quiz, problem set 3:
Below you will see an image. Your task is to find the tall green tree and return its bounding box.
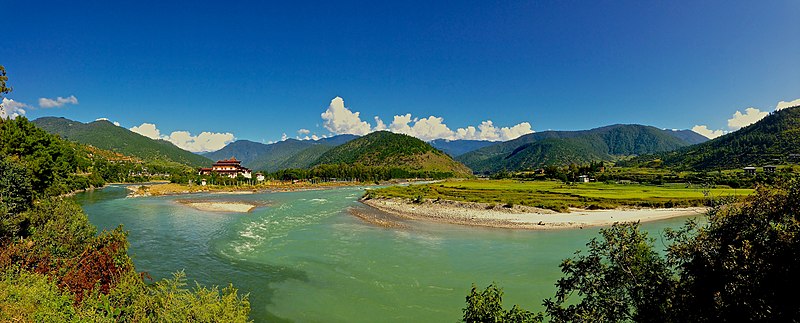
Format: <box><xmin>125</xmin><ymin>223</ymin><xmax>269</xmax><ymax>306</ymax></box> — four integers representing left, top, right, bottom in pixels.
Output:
<box><xmin>0</xmin><ymin>157</ymin><xmax>34</xmax><ymax>238</ymax></box>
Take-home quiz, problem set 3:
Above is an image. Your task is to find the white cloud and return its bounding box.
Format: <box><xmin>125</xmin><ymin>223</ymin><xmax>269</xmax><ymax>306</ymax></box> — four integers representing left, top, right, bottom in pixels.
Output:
<box><xmin>453</xmin><ymin>120</ymin><xmax>533</xmax><ymax>141</ymax></box>
<box><xmin>281</xmin><ymin>133</ymin><xmax>288</xmax><ymax>141</ymax></box>
<box><xmin>321</xmin><ymin>96</ymin><xmax>371</xmax><ymax>135</ymax></box>
<box><xmin>692</xmin><ymin>125</ymin><xmax>726</xmax><ymax>139</ymax></box>
<box><xmin>38</xmin><ymin>95</ymin><xmax>78</xmax><ymax>108</ymax></box>
<box><xmin>385</xmin><ymin>115</ymin><xmax>454</xmax><ymax>141</ymax></box>
<box><xmin>0</xmin><ymin>98</ymin><xmax>29</xmax><ymax>119</ymax></box>
<box><xmin>297</xmin><ymin>129</ymin><xmax>310</xmax><ymax>135</ymax></box>
<box><xmin>727</xmin><ymin>107</ymin><xmax>769</xmax><ymax>130</ymax></box>
<box><xmin>95</xmin><ymin>117</ymin><xmax>120</xmax><ymax>127</ymax></box>
<box><xmin>315</xmin><ymin>96</ymin><xmax>534</xmax><ymax>141</ymax></box>
<box><xmin>130</xmin><ymin>123</ymin><xmax>162</xmax><ymax>139</ymax></box>
<box><xmin>373</xmin><ymin>116</ymin><xmax>387</xmax><ymax>131</ymax></box>
<box><xmin>776</xmin><ymin>98</ymin><xmax>800</xmax><ymax>111</ymax></box>
<box><xmin>129</xmin><ymin>122</ymin><xmax>234</xmax><ymax>152</ymax></box>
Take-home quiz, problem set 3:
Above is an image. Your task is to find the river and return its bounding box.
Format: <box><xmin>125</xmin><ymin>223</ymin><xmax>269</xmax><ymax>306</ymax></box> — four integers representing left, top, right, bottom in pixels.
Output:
<box><xmin>74</xmin><ymin>185</ymin><xmax>695</xmax><ymax>322</ymax></box>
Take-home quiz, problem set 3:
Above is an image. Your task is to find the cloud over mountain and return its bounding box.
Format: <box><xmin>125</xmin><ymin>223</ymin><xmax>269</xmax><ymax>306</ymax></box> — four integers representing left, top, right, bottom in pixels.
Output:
<box><xmin>727</xmin><ymin>107</ymin><xmax>769</xmax><ymax>130</ymax></box>
<box><xmin>317</xmin><ymin>96</ymin><xmax>533</xmax><ymax>141</ymax></box>
<box><xmin>693</xmin><ymin>98</ymin><xmax>799</xmax><ymax>139</ymax></box>
<box><xmin>321</xmin><ymin>97</ymin><xmax>372</xmax><ymax>135</ymax></box>
<box><xmin>130</xmin><ymin>122</ymin><xmax>235</xmax><ymax>152</ymax></box>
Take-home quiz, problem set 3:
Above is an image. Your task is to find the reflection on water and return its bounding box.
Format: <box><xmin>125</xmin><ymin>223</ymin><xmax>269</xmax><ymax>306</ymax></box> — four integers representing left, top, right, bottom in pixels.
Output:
<box><xmin>75</xmin><ymin>185</ymin><xmax>697</xmax><ymax>322</ymax></box>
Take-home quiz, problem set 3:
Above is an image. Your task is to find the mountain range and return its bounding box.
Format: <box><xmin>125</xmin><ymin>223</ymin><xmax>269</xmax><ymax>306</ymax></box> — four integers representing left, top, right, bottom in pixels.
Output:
<box><xmin>428</xmin><ymin>139</ymin><xmax>497</xmax><ymax>157</ymax></box>
<box><xmin>34</xmin><ymin>115</ymin><xmax>729</xmax><ymax>176</ymax></box>
<box><xmin>639</xmin><ymin>105</ymin><xmax>800</xmax><ymax>169</ymax></box>
<box><xmin>456</xmin><ymin>124</ymin><xmax>707</xmax><ymax>173</ymax></box>
<box><xmin>203</xmin><ymin>135</ymin><xmax>358</xmax><ymax>172</ymax></box>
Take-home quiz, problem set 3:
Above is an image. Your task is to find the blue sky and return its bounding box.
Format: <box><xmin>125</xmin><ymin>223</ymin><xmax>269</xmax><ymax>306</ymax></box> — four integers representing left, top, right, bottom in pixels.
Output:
<box><xmin>2</xmin><ymin>1</ymin><xmax>798</xmax><ymax>151</ymax></box>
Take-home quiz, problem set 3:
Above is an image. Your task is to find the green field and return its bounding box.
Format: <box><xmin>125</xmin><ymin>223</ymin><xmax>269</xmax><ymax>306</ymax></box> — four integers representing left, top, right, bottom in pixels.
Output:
<box><xmin>366</xmin><ymin>180</ymin><xmax>753</xmax><ymax>212</ymax></box>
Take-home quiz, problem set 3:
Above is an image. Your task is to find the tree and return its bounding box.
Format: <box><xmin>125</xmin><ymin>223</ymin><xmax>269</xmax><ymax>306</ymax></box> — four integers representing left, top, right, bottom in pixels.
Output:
<box><xmin>0</xmin><ymin>65</ymin><xmax>10</xmax><ymax>98</ymax></box>
<box><xmin>665</xmin><ymin>180</ymin><xmax>800</xmax><ymax>322</ymax></box>
<box><xmin>0</xmin><ymin>156</ymin><xmax>34</xmax><ymax>238</ymax></box>
<box><xmin>466</xmin><ymin>178</ymin><xmax>800</xmax><ymax>322</ymax></box>
<box><xmin>543</xmin><ymin>222</ymin><xmax>674</xmax><ymax>322</ymax></box>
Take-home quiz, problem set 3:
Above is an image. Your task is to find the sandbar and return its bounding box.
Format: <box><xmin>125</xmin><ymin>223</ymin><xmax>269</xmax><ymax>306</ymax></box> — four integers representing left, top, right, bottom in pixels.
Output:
<box><xmin>361</xmin><ymin>198</ymin><xmax>705</xmax><ymax>230</ymax></box>
<box><xmin>176</xmin><ymin>200</ymin><xmax>264</xmax><ymax>213</ymax></box>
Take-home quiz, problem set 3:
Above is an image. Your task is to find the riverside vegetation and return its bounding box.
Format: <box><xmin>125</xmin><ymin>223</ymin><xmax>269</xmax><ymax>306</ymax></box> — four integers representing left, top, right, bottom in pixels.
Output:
<box><xmin>461</xmin><ymin>178</ymin><xmax>800</xmax><ymax>322</ymax></box>
<box><xmin>0</xmin><ymin>70</ymin><xmax>251</xmax><ymax>322</ymax></box>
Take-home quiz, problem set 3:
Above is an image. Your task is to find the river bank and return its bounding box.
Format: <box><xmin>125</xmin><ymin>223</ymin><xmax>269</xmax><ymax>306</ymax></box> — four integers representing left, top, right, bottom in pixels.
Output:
<box><xmin>360</xmin><ymin>197</ymin><xmax>706</xmax><ymax>229</ymax></box>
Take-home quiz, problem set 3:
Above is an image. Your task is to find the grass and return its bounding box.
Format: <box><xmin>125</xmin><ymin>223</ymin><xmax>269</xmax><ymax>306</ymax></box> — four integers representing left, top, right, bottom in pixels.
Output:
<box><xmin>366</xmin><ymin>180</ymin><xmax>753</xmax><ymax>212</ymax></box>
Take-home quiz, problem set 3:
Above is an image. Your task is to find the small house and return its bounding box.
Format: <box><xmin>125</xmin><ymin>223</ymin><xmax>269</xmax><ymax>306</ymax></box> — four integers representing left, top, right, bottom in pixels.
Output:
<box><xmin>201</xmin><ymin>179</ymin><xmax>207</xmax><ymax>186</ymax></box>
<box><xmin>256</xmin><ymin>172</ymin><xmax>265</xmax><ymax>182</ymax></box>
<box><xmin>763</xmin><ymin>165</ymin><xmax>777</xmax><ymax>173</ymax></box>
<box><xmin>743</xmin><ymin>166</ymin><xmax>756</xmax><ymax>175</ymax></box>
<box><xmin>577</xmin><ymin>175</ymin><xmax>590</xmax><ymax>183</ymax></box>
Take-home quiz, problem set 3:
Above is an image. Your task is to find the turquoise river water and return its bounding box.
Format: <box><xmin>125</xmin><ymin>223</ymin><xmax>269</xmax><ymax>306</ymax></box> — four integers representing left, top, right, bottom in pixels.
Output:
<box><xmin>74</xmin><ymin>185</ymin><xmax>696</xmax><ymax>322</ymax></box>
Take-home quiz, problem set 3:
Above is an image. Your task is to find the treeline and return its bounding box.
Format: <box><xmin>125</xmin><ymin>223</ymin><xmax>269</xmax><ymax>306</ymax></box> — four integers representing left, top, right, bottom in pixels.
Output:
<box><xmin>492</xmin><ymin>160</ymin><xmax>793</xmax><ymax>188</ymax></box>
<box><xmin>461</xmin><ymin>178</ymin><xmax>800</xmax><ymax>322</ymax></box>
<box><xmin>271</xmin><ymin>163</ymin><xmax>456</xmax><ymax>182</ymax></box>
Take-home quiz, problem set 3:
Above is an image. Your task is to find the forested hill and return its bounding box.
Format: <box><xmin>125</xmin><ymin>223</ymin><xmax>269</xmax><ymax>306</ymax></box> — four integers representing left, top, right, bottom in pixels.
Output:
<box><xmin>458</xmin><ymin>124</ymin><xmax>695</xmax><ymax>173</ymax></box>
<box><xmin>203</xmin><ymin>134</ymin><xmax>358</xmax><ymax>172</ymax></box>
<box><xmin>33</xmin><ymin>117</ymin><xmax>211</xmax><ymax>167</ymax></box>
<box><xmin>647</xmin><ymin>105</ymin><xmax>800</xmax><ymax>170</ymax></box>
<box><xmin>312</xmin><ymin>131</ymin><xmax>473</xmax><ymax>177</ymax></box>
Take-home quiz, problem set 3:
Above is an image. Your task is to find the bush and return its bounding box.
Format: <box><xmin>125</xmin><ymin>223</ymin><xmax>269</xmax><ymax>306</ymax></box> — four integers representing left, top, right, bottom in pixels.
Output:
<box><xmin>462</xmin><ymin>283</ymin><xmax>541</xmax><ymax>323</ymax></box>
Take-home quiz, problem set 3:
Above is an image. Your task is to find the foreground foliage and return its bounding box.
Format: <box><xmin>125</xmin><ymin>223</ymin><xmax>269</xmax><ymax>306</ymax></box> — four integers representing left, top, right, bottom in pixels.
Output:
<box><xmin>463</xmin><ymin>178</ymin><xmax>800</xmax><ymax>322</ymax></box>
<box><xmin>1</xmin><ymin>71</ymin><xmax>252</xmax><ymax>321</ymax></box>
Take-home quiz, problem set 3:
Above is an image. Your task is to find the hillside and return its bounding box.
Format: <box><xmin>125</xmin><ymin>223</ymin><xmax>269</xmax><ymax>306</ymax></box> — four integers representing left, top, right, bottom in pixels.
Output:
<box><xmin>204</xmin><ymin>134</ymin><xmax>358</xmax><ymax>172</ymax></box>
<box><xmin>33</xmin><ymin>117</ymin><xmax>211</xmax><ymax>167</ymax></box>
<box><xmin>665</xmin><ymin>129</ymin><xmax>709</xmax><ymax>145</ymax></box>
<box><xmin>651</xmin><ymin>105</ymin><xmax>800</xmax><ymax>169</ymax></box>
<box><xmin>458</xmin><ymin>124</ymin><xmax>695</xmax><ymax>173</ymax></box>
<box><xmin>312</xmin><ymin>131</ymin><xmax>472</xmax><ymax>176</ymax></box>
<box><xmin>429</xmin><ymin>139</ymin><xmax>497</xmax><ymax>157</ymax></box>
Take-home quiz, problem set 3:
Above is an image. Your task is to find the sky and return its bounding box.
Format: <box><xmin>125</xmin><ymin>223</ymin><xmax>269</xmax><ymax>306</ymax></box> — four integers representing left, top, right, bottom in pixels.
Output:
<box><xmin>1</xmin><ymin>1</ymin><xmax>798</xmax><ymax>152</ymax></box>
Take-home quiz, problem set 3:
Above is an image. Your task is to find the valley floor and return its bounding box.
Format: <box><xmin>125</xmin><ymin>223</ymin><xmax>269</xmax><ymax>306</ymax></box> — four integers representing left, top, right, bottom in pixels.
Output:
<box><xmin>361</xmin><ymin>197</ymin><xmax>706</xmax><ymax>229</ymax></box>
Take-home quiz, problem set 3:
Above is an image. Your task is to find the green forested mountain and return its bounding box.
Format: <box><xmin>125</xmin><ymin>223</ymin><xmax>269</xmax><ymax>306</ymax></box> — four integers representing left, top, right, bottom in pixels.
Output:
<box><xmin>647</xmin><ymin>105</ymin><xmax>800</xmax><ymax>170</ymax></box>
<box><xmin>204</xmin><ymin>134</ymin><xmax>358</xmax><ymax>172</ymax></box>
<box><xmin>312</xmin><ymin>131</ymin><xmax>472</xmax><ymax>176</ymax></box>
<box><xmin>273</xmin><ymin>144</ymin><xmax>334</xmax><ymax>170</ymax></box>
<box><xmin>429</xmin><ymin>139</ymin><xmax>497</xmax><ymax>157</ymax></box>
<box><xmin>458</xmin><ymin>124</ymin><xmax>695</xmax><ymax>173</ymax></box>
<box><xmin>33</xmin><ymin>117</ymin><xmax>211</xmax><ymax>167</ymax></box>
